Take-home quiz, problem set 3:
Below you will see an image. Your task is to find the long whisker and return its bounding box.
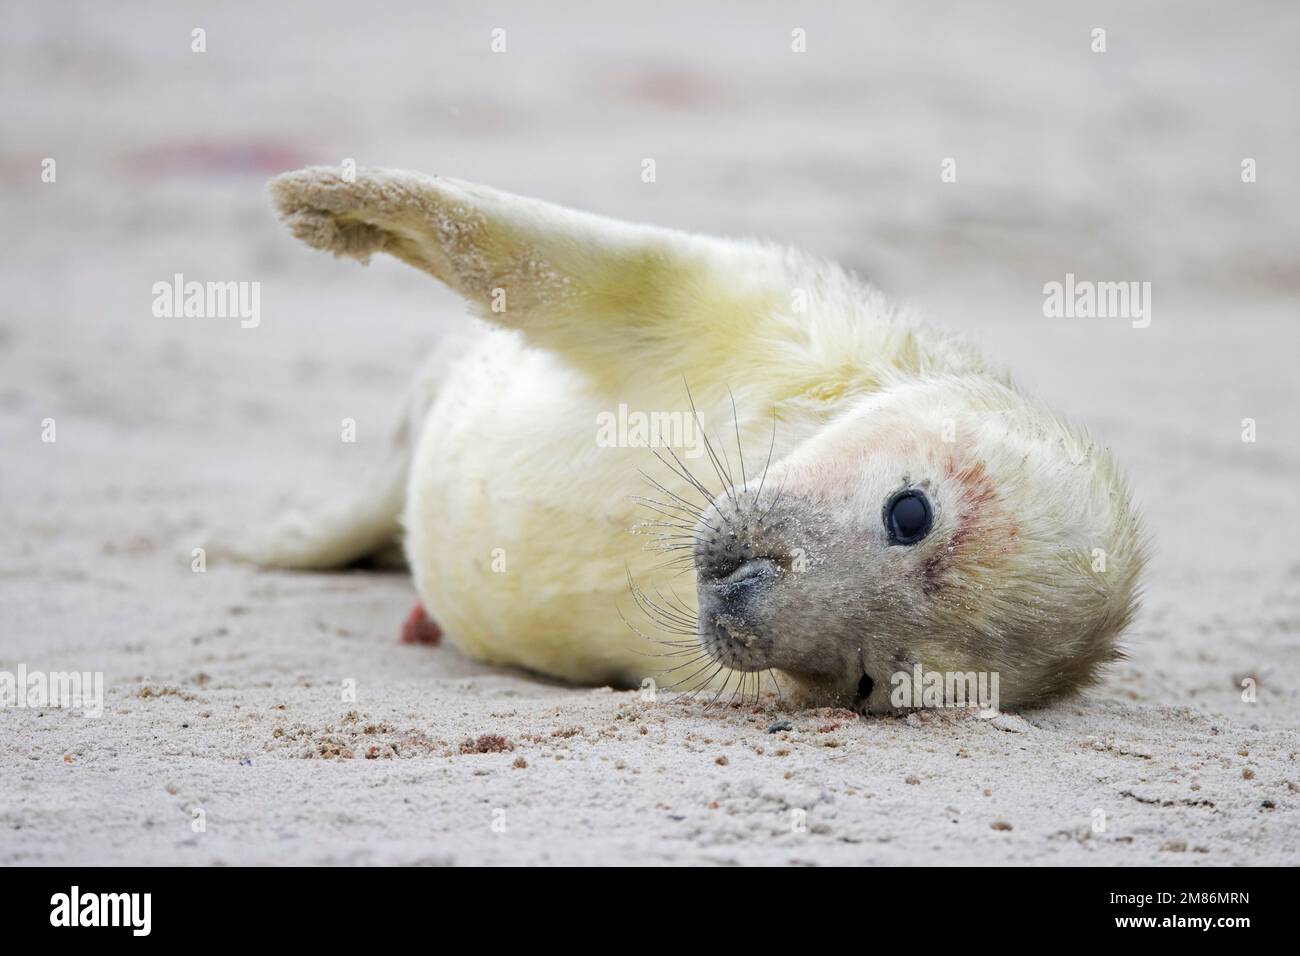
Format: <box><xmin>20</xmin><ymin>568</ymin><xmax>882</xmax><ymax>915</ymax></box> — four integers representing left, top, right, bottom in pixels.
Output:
<box><xmin>652</xmin><ymin>446</ymin><xmax>716</xmax><ymax>511</ymax></box>
<box><xmin>705</xmin><ymin>668</ymin><xmax>735</xmax><ymax>709</ymax></box>
<box><xmin>625</xmin><ymin>570</ymin><xmax>698</xmax><ymax>634</ymax></box>
<box><xmin>629</xmin><ymin>571</ymin><xmax>697</xmax><ymax>623</ymax></box>
<box><xmin>671</xmin><ymin>659</ymin><xmax>725</xmax><ymax>697</ymax></box>
<box><xmin>631</xmin><ymin>496</ymin><xmax>705</xmax><ymax>524</ymax></box>
<box><xmin>626</xmin><ymin>390</ymin><xmax>792</xmax><ymax>719</ymax></box>
<box><xmin>753</xmin><ymin>408</ymin><xmax>778</xmax><ymax>511</ymax></box>
<box><xmin>659</xmin><ymin>585</ymin><xmax>696</xmax><ymax>619</ymax></box>
<box><xmin>615</xmin><ymin>600</ymin><xmax>690</xmax><ymax>650</ymax></box>
<box><xmin>757</xmin><ymin>474</ymin><xmax>790</xmax><ymax>525</ymax></box>
<box><xmin>638</xmin><ymin>469</ymin><xmax>708</xmax><ymax>521</ymax></box>
<box><xmin>728</xmin><ymin>386</ymin><xmax>747</xmax><ymax>492</ymax></box>
<box><xmin>728</xmin><ymin>670</ymin><xmax>747</xmax><ymax>708</ymax></box>
<box><xmin>766</xmin><ymin>668</ymin><xmax>784</xmax><ymax>703</ymax></box>
<box><xmin>684</xmin><ymin>380</ymin><xmax>737</xmax><ymax>507</ymax></box>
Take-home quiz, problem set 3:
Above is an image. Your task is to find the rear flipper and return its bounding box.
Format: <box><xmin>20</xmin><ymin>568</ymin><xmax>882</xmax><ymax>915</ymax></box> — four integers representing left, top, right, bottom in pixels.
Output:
<box><xmin>215</xmin><ymin>338</ymin><xmax>460</xmax><ymax>570</ymax></box>
<box><xmin>224</xmin><ymin>470</ymin><xmax>405</xmax><ymax>570</ymax></box>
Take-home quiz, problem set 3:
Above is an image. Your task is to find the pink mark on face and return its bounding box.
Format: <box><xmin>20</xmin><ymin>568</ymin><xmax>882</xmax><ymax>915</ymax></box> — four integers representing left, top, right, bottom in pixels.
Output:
<box><xmin>399</xmin><ymin>602</ymin><xmax>442</xmax><ymax>646</ymax></box>
<box><xmin>920</xmin><ymin>457</ymin><xmax>1005</xmax><ymax>592</ymax></box>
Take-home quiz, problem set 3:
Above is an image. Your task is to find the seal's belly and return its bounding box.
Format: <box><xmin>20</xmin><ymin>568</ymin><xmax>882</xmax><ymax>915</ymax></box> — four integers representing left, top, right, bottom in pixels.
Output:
<box><xmin>401</xmin><ymin>331</ymin><xmax>669</xmax><ymax>685</ymax></box>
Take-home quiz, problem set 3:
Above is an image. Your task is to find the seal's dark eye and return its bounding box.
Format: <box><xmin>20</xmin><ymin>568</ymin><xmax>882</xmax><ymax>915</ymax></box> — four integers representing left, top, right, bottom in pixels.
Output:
<box><xmin>884</xmin><ymin>489</ymin><xmax>933</xmax><ymax>545</ymax></box>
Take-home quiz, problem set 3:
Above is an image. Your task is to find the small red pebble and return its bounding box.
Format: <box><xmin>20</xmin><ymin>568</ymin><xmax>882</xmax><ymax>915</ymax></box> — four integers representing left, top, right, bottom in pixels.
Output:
<box><xmin>399</xmin><ymin>601</ymin><xmax>442</xmax><ymax>645</ymax></box>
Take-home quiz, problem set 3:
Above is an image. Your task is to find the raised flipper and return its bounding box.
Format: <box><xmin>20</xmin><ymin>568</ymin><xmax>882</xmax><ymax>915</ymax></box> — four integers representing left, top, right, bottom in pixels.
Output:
<box><xmin>268</xmin><ymin>165</ymin><xmax>787</xmax><ymax>374</ymax></box>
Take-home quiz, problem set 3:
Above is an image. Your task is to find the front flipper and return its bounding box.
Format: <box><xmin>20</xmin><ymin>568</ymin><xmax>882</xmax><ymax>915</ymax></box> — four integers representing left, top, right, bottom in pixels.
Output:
<box><xmin>269</xmin><ymin>165</ymin><xmax>783</xmax><ymax>373</ymax></box>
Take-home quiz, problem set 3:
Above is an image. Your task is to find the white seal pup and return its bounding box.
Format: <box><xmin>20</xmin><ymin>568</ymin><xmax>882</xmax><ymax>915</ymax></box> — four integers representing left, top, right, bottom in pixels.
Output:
<box><xmin>242</xmin><ymin>165</ymin><xmax>1145</xmax><ymax>713</ymax></box>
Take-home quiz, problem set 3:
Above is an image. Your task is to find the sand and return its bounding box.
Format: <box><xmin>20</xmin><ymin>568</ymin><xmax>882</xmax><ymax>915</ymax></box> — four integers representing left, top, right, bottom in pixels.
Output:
<box><xmin>2</xmin><ymin>0</ymin><xmax>1297</xmax><ymax>865</ymax></box>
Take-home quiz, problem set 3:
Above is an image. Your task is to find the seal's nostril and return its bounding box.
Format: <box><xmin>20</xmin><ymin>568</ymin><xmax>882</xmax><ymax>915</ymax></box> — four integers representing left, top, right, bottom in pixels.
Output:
<box><xmin>702</xmin><ymin>557</ymin><xmax>777</xmax><ymax>605</ymax></box>
<box><xmin>718</xmin><ymin>557</ymin><xmax>776</xmax><ymax>588</ymax></box>
<box><xmin>696</xmin><ymin>540</ymin><xmax>754</xmax><ymax>583</ymax></box>
<box><xmin>857</xmin><ymin>673</ymin><xmax>875</xmax><ymax>700</ymax></box>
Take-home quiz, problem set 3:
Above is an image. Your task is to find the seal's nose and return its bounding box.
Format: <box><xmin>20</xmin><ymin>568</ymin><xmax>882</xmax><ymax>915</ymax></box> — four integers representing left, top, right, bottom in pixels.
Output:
<box><xmin>693</xmin><ymin>491</ymin><xmax>762</xmax><ymax>582</ymax></box>
<box><xmin>693</xmin><ymin>486</ymin><xmax>793</xmax><ymax>606</ymax></box>
<box><xmin>695</xmin><ymin>539</ymin><xmax>753</xmax><ymax>583</ymax></box>
<box><xmin>704</xmin><ymin>557</ymin><xmax>777</xmax><ymax>605</ymax></box>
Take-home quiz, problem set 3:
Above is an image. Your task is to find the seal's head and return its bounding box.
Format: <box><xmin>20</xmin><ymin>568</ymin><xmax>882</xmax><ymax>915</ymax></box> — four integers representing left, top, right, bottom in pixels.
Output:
<box><xmin>692</xmin><ymin>376</ymin><xmax>1145</xmax><ymax>713</ymax></box>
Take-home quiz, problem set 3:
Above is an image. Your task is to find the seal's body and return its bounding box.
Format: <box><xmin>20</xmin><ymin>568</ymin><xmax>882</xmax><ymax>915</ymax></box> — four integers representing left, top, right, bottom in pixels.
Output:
<box><xmin>246</xmin><ymin>166</ymin><xmax>1144</xmax><ymax>711</ymax></box>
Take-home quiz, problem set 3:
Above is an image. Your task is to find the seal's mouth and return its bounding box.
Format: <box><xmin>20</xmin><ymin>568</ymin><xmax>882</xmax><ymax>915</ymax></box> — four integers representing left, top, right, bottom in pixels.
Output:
<box><xmin>856</xmin><ymin>673</ymin><xmax>875</xmax><ymax>701</ymax></box>
<box><xmin>696</xmin><ymin>558</ymin><xmax>779</xmax><ymax>672</ymax></box>
<box><xmin>701</xmin><ymin>611</ymin><xmax>770</xmax><ymax>673</ymax></box>
<box><xmin>691</xmin><ymin>557</ymin><xmax>890</xmax><ymax>711</ymax></box>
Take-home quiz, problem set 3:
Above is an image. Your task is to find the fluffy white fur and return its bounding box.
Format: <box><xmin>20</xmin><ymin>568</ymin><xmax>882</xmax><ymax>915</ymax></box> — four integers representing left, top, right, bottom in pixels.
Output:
<box><xmin>247</xmin><ymin>165</ymin><xmax>1144</xmax><ymax>706</ymax></box>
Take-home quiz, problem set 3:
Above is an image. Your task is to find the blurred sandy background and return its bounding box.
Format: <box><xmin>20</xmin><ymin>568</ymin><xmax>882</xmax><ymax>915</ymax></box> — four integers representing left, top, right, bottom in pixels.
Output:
<box><xmin>1</xmin><ymin>0</ymin><xmax>1297</xmax><ymax>864</ymax></box>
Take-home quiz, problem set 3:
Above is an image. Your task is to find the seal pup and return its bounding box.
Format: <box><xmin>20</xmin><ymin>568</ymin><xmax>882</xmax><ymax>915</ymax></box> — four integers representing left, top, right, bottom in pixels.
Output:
<box><xmin>241</xmin><ymin>165</ymin><xmax>1145</xmax><ymax>713</ymax></box>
